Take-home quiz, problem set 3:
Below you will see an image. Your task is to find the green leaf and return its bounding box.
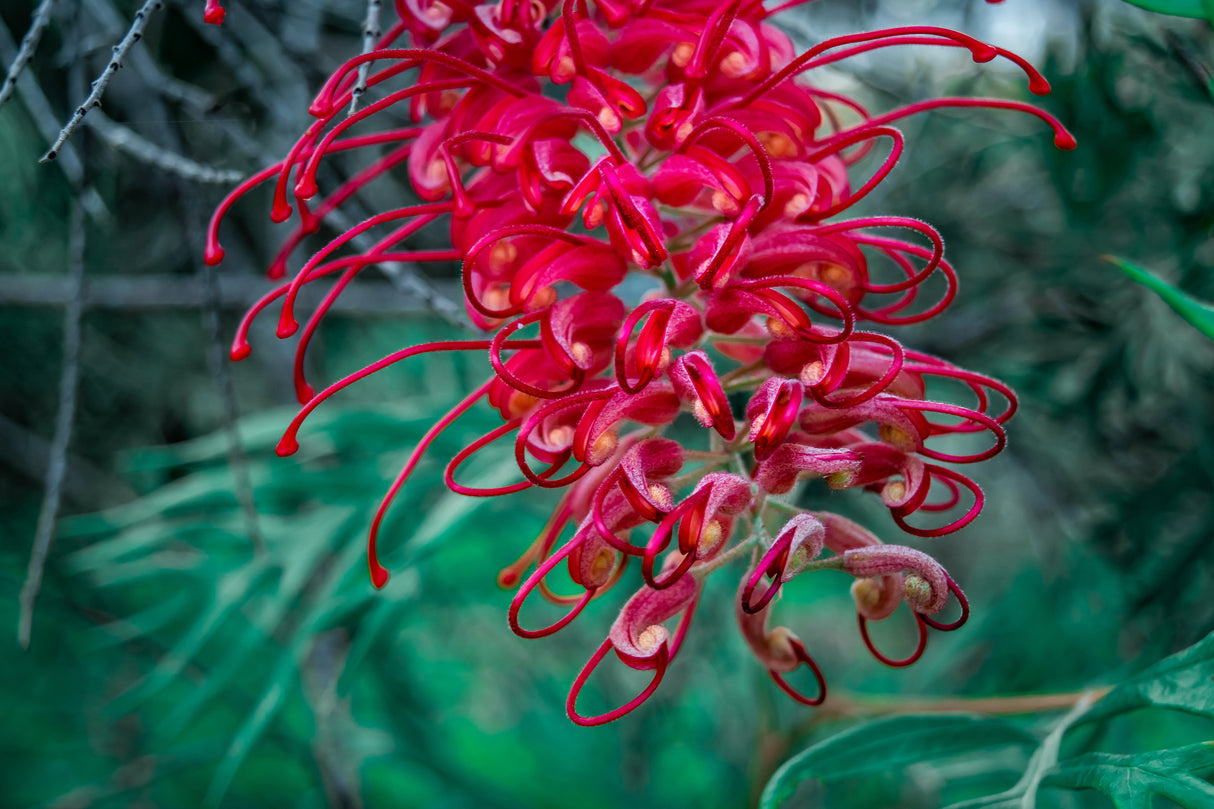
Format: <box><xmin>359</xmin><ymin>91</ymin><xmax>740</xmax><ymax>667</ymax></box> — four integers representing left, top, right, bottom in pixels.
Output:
<box><xmin>1119</xmin><ymin>0</ymin><xmax>1214</xmax><ymax>21</ymax></box>
<box><xmin>1080</xmin><ymin>631</ymin><xmax>1214</xmax><ymax>725</ymax></box>
<box><xmin>1042</xmin><ymin>744</ymin><xmax>1214</xmax><ymax>808</ymax></box>
<box><xmin>758</xmin><ymin>714</ymin><xmax>1036</xmax><ymax>809</ymax></box>
<box><xmin>1108</xmin><ymin>257</ymin><xmax>1214</xmax><ymax>341</ymax></box>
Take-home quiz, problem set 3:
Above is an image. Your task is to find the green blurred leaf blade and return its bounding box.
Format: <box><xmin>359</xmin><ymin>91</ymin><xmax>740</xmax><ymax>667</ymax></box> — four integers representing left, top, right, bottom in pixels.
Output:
<box><xmin>758</xmin><ymin>714</ymin><xmax>1036</xmax><ymax>809</ymax></box>
<box><xmin>1108</xmin><ymin>257</ymin><xmax>1214</xmax><ymax>341</ymax></box>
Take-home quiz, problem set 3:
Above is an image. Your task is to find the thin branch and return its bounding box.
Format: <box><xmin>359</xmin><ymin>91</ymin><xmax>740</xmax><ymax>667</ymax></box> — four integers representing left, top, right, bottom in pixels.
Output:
<box><xmin>0</xmin><ymin>272</ymin><xmax>462</xmax><ymax>312</ymax></box>
<box><xmin>0</xmin><ymin>411</ymin><xmax>134</xmax><ymax>507</ymax></box>
<box><xmin>0</xmin><ymin>17</ymin><xmax>107</xmax><ymax>219</ymax></box>
<box><xmin>0</xmin><ymin>0</ymin><xmax>56</xmax><ymax>112</ymax></box>
<box><xmin>81</xmin><ymin>0</ymin><xmax>216</xmax><ymax>116</ymax></box>
<box><xmin>18</xmin><ymin>198</ymin><xmax>87</xmax><ymax>650</ymax></box>
<box><xmin>40</xmin><ymin>0</ymin><xmax>163</xmax><ymax>163</ymax></box>
<box><xmin>348</xmin><ymin>0</ymin><xmax>382</xmax><ymax>116</ymax></box>
<box><xmin>189</xmin><ymin>184</ymin><xmax>265</xmax><ymax>554</ymax></box>
<box><xmin>86</xmin><ymin>109</ymin><xmax>245</xmax><ymax>184</ymax></box>
<box><xmin>806</xmin><ymin>686</ymin><xmax>1112</xmax><ymax>724</ymax></box>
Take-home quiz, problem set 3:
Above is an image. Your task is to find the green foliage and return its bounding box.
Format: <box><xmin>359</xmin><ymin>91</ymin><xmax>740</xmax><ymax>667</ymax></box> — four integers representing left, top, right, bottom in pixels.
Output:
<box><xmin>759</xmin><ymin>715</ymin><xmax>1037</xmax><ymax>808</ymax></box>
<box><xmin>1108</xmin><ymin>257</ymin><xmax>1214</xmax><ymax>341</ymax></box>
<box><xmin>762</xmin><ymin>634</ymin><xmax>1214</xmax><ymax>809</ymax></box>
<box><xmin>1119</xmin><ymin>0</ymin><xmax>1214</xmax><ymax>24</ymax></box>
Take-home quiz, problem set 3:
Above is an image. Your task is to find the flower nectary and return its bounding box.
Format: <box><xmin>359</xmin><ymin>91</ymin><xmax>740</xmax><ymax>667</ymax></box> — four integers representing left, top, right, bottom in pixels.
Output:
<box><xmin>207</xmin><ymin>0</ymin><xmax>1072</xmax><ymax>724</ymax></box>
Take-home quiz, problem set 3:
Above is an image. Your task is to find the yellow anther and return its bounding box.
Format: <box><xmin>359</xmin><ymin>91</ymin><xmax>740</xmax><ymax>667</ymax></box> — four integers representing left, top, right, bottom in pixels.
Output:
<box><xmin>637</xmin><ymin>625</ymin><xmax>666</xmax><ymax>654</ymax></box>
<box><xmin>647</xmin><ymin>483</ymin><xmax>673</xmax><ymax>511</ymax></box>
<box><xmin>882</xmin><ymin>479</ymin><xmax>908</xmax><ymax>504</ymax></box>
<box><xmin>800</xmin><ymin>360</ymin><xmax>826</xmax><ymax>386</ymax></box>
<box><xmin>783</xmin><ymin>192</ymin><xmax>812</xmax><ymax>218</ymax></box>
<box><xmin>569</xmin><ymin>341</ymin><xmax>592</xmax><ymax>367</ymax></box>
<box><xmin>720</xmin><ymin>51</ymin><xmax>749</xmax><ymax>78</ymax></box>
<box><xmin>588</xmin><ymin>430</ymin><xmax>619</xmax><ymax>465</ymax></box>
<box><xmin>671</xmin><ymin>43</ymin><xmax>695</xmax><ymax>68</ymax></box>
<box><xmin>766</xmin><ymin>316</ymin><xmax>796</xmax><ymax>339</ymax></box>
<box><xmin>851</xmin><ymin>578</ymin><xmax>883</xmax><ymax>611</ymax></box>
<box><xmin>547</xmin><ymin>424</ymin><xmax>575</xmax><ymax>447</ymax></box>
<box><xmin>488</xmin><ymin>241</ymin><xmax>518</xmax><ymax>272</ymax></box>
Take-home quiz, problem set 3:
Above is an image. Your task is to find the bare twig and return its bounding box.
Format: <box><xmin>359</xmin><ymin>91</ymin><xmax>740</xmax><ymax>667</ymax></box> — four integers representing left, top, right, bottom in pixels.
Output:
<box><xmin>40</xmin><ymin>0</ymin><xmax>163</xmax><ymax>163</ymax></box>
<box><xmin>0</xmin><ymin>0</ymin><xmax>56</xmax><ymax>112</ymax></box>
<box><xmin>348</xmin><ymin>0</ymin><xmax>382</xmax><ymax>116</ymax></box>
<box><xmin>86</xmin><ymin>109</ymin><xmax>245</xmax><ymax>184</ymax></box>
<box><xmin>0</xmin><ymin>272</ymin><xmax>462</xmax><ymax>312</ymax></box>
<box><xmin>81</xmin><ymin>0</ymin><xmax>216</xmax><ymax>116</ymax></box>
<box><xmin>800</xmin><ymin>686</ymin><xmax>1112</xmax><ymax>728</ymax></box>
<box><xmin>0</xmin><ymin>412</ymin><xmax>134</xmax><ymax>507</ymax></box>
<box><xmin>0</xmin><ymin>18</ymin><xmax>106</xmax><ymax>219</ymax></box>
<box><xmin>185</xmin><ymin>180</ymin><xmax>265</xmax><ymax>554</ymax></box>
<box><xmin>18</xmin><ymin>199</ymin><xmax>87</xmax><ymax>649</ymax></box>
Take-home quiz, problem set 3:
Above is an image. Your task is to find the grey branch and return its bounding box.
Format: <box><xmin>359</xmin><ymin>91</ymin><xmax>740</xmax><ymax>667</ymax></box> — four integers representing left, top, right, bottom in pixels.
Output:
<box><xmin>18</xmin><ymin>200</ymin><xmax>87</xmax><ymax>650</ymax></box>
<box><xmin>0</xmin><ymin>17</ymin><xmax>106</xmax><ymax>219</ymax></box>
<box><xmin>0</xmin><ymin>0</ymin><xmax>56</xmax><ymax>112</ymax></box>
<box><xmin>40</xmin><ymin>0</ymin><xmax>164</xmax><ymax>163</ymax></box>
<box><xmin>348</xmin><ymin>0</ymin><xmax>382</xmax><ymax>116</ymax></box>
<box><xmin>0</xmin><ymin>412</ymin><xmax>135</xmax><ymax>508</ymax></box>
<box><xmin>83</xmin><ymin>0</ymin><xmax>217</xmax><ymax>116</ymax></box>
<box><xmin>0</xmin><ymin>271</ymin><xmax>462</xmax><ymax>313</ymax></box>
<box><xmin>86</xmin><ymin>110</ymin><xmax>246</xmax><ymax>184</ymax></box>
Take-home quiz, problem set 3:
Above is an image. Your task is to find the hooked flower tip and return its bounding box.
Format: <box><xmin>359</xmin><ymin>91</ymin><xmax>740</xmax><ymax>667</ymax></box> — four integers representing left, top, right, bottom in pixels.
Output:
<box><xmin>203</xmin><ymin>0</ymin><xmax>225</xmax><ymax>25</ymax></box>
<box><xmin>1055</xmin><ymin>132</ymin><xmax>1079</xmax><ymax>151</ymax></box>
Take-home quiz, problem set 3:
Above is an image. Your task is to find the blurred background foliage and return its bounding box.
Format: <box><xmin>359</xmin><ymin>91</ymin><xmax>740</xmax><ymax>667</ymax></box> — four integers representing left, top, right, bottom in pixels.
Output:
<box><xmin>1</xmin><ymin>0</ymin><xmax>1212</xmax><ymax>807</ymax></box>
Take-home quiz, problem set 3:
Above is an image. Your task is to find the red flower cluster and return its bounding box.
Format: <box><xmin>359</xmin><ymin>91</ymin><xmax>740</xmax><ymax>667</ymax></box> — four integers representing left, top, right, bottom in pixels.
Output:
<box><xmin>206</xmin><ymin>0</ymin><xmax>1074</xmax><ymax>725</ymax></box>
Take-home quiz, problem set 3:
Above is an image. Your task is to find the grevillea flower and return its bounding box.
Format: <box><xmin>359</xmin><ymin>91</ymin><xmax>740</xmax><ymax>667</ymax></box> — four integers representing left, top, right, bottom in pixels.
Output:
<box><xmin>207</xmin><ymin>0</ymin><xmax>1074</xmax><ymax>724</ymax></box>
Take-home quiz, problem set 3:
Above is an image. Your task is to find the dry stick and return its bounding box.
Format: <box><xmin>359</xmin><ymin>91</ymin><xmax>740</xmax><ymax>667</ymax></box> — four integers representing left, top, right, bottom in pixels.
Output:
<box><xmin>0</xmin><ymin>411</ymin><xmax>134</xmax><ymax>508</ymax></box>
<box><xmin>0</xmin><ymin>19</ymin><xmax>106</xmax><ymax>219</ymax></box>
<box><xmin>40</xmin><ymin>0</ymin><xmax>163</xmax><ymax>163</ymax></box>
<box><xmin>18</xmin><ymin>198</ymin><xmax>86</xmax><ymax>649</ymax></box>
<box><xmin>0</xmin><ymin>271</ymin><xmax>462</xmax><ymax>311</ymax></box>
<box><xmin>815</xmin><ymin>686</ymin><xmax>1112</xmax><ymax>720</ymax></box>
<box><xmin>0</xmin><ymin>0</ymin><xmax>56</xmax><ymax>111</ymax></box>
<box><xmin>201</xmin><ymin>239</ymin><xmax>266</xmax><ymax>554</ymax></box>
<box><xmin>176</xmin><ymin>172</ymin><xmax>266</xmax><ymax>554</ymax></box>
<box><xmin>82</xmin><ymin>0</ymin><xmax>216</xmax><ymax>117</ymax></box>
<box><xmin>348</xmin><ymin>0</ymin><xmax>382</xmax><ymax>116</ymax></box>
<box><xmin>85</xmin><ymin>110</ymin><xmax>245</xmax><ymax>184</ymax></box>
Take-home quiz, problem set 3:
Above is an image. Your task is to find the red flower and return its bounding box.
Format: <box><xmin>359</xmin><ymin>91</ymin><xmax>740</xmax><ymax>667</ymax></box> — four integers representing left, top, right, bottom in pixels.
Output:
<box><xmin>208</xmin><ymin>0</ymin><xmax>1073</xmax><ymax>723</ymax></box>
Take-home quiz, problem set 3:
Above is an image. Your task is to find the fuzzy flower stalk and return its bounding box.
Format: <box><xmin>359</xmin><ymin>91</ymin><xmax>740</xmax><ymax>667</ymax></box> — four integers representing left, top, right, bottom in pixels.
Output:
<box><xmin>207</xmin><ymin>0</ymin><xmax>1074</xmax><ymax>725</ymax></box>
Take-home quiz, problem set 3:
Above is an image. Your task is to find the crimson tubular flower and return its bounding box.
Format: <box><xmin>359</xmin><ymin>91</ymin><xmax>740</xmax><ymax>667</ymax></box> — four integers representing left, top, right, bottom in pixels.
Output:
<box><xmin>207</xmin><ymin>0</ymin><xmax>1074</xmax><ymax>725</ymax></box>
